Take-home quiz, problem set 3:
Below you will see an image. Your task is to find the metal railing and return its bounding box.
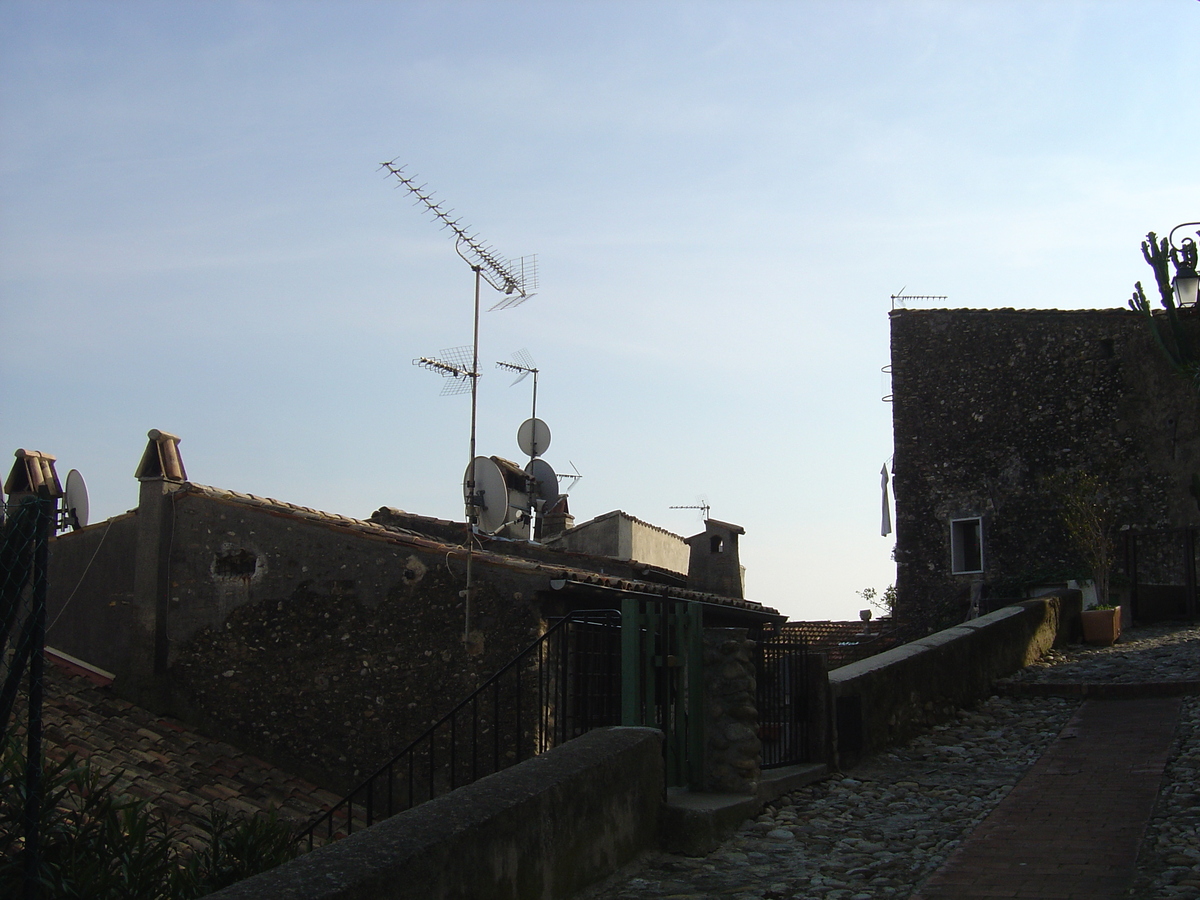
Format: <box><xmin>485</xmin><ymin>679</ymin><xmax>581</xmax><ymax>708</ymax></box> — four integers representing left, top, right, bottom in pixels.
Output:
<box><xmin>298</xmin><ymin>608</ymin><xmax>622</xmax><ymax>850</ymax></box>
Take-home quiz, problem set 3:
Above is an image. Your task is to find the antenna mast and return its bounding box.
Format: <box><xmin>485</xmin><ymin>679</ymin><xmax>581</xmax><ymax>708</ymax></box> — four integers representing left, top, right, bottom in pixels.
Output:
<box><xmin>387</xmin><ymin>161</ymin><xmax>537</xmax><ymax>648</ymax></box>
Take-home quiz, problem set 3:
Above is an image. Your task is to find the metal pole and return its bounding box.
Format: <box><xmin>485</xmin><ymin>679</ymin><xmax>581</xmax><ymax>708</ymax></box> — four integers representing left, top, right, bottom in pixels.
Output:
<box><xmin>464</xmin><ymin>266</ymin><xmax>482</xmax><ymax>644</ymax></box>
<box><xmin>24</xmin><ymin>492</ymin><xmax>52</xmax><ymax>900</ymax></box>
<box><xmin>530</xmin><ymin>369</ymin><xmax>538</xmax><ymax>457</ymax></box>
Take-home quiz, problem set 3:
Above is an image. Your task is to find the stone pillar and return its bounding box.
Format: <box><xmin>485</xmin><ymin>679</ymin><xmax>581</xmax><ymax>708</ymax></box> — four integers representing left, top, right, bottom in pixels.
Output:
<box><xmin>702</xmin><ymin>627</ymin><xmax>760</xmax><ymax>794</ymax></box>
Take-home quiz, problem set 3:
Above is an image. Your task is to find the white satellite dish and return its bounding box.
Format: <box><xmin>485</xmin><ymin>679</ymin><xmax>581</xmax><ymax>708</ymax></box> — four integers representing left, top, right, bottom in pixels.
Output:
<box><xmin>517</xmin><ymin>417</ymin><xmax>551</xmax><ymax>459</ymax></box>
<box><xmin>464</xmin><ymin>456</ymin><xmax>510</xmax><ymax>534</ymax></box>
<box><xmin>64</xmin><ymin>469</ymin><xmax>89</xmax><ymax>530</ymax></box>
<box><xmin>524</xmin><ymin>458</ymin><xmax>559</xmax><ymax>505</ymax></box>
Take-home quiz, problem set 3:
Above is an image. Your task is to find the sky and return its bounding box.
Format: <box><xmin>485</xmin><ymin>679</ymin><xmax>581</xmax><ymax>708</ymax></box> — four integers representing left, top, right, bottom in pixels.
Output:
<box><xmin>2</xmin><ymin>1</ymin><xmax>1198</xmax><ymax>622</ymax></box>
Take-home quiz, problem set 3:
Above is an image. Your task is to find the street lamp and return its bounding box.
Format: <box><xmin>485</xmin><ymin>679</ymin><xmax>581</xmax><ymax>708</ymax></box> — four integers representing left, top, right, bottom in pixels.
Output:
<box><xmin>1169</xmin><ymin>222</ymin><xmax>1200</xmax><ymax>308</ymax></box>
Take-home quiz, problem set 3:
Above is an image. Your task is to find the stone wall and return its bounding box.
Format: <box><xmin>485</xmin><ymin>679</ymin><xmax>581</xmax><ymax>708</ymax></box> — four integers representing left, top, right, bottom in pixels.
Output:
<box><xmin>45</xmin><ymin>512</ymin><xmax>138</xmax><ymax>674</ymax></box>
<box><xmin>702</xmin><ymin>628</ymin><xmax>760</xmax><ymax>794</ymax></box>
<box><xmin>828</xmin><ymin>593</ymin><xmax>1081</xmax><ymax>769</ymax></box>
<box><xmin>891</xmin><ymin>307</ymin><xmax>1200</xmax><ymax>632</ymax></box>
<box><xmin>164</xmin><ymin>490</ymin><xmax>550</xmax><ymax>793</ymax></box>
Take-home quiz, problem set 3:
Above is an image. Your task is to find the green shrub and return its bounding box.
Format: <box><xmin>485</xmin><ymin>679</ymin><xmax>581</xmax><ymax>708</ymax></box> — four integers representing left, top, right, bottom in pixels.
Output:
<box><xmin>0</xmin><ymin>737</ymin><xmax>298</xmax><ymax>899</ymax></box>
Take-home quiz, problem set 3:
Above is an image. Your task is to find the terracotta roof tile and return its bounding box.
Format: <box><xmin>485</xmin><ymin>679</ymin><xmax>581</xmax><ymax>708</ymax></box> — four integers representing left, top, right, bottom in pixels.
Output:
<box><xmin>8</xmin><ymin>655</ymin><xmax>335</xmax><ymax>850</ymax></box>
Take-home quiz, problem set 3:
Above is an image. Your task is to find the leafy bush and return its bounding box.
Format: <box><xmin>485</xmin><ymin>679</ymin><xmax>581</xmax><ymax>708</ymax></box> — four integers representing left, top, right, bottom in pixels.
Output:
<box><xmin>0</xmin><ymin>737</ymin><xmax>298</xmax><ymax>899</ymax></box>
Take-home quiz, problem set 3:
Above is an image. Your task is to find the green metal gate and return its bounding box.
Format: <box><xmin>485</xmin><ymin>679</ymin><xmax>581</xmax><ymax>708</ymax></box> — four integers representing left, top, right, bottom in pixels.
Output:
<box><xmin>620</xmin><ymin>597</ymin><xmax>704</xmax><ymax>789</ymax></box>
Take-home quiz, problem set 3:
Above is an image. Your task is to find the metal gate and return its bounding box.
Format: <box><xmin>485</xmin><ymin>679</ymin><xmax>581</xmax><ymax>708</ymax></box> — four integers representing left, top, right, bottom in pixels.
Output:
<box><xmin>754</xmin><ymin>629</ymin><xmax>814</xmax><ymax>768</ymax></box>
<box><xmin>620</xmin><ymin>597</ymin><xmax>704</xmax><ymax>788</ymax></box>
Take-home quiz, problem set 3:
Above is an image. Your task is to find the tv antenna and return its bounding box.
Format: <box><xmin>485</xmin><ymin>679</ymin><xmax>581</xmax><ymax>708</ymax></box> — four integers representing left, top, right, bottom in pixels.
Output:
<box><xmin>671</xmin><ymin>502</ymin><xmax>711</xmax><ymax>521</ymax></box>
<box><xmin>558</xmin><ymin>460</ymin><xmax>583</xmax><ymax>493</ymax></box>
<box><xmin>497</xmin><ymin>349</ymin><xmax>539</xmax><ymax>419</ymax></box>
<box><xmin>386</xmin><ymin>160</ymin><xmax>538</xmax><ymax>646</ymax></box>
<box><xmin>414</xmin><ymin>346</ymin><xmax>476</xmax><ymax>394</ymax></box>
<box><xmin>890</xmin><ymin>286</ymin><xmax>947</xmax><ymax>311</ymax></box>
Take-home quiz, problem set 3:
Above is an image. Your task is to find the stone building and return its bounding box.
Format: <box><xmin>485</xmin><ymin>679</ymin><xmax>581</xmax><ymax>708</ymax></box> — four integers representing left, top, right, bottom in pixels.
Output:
<box><xmin>889</xmin><ymin>306</ymin><xmax>1200</xmax><ymax>632</ymax></box>
<box><xmin>28</xmin><ymin>430</ymin><xmax>779</xmax><ymax>793</ymax></box>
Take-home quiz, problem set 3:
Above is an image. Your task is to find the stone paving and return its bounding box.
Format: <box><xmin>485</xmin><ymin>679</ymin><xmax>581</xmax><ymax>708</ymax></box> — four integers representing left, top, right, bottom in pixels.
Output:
<box><xmin>581</xmin><ymin>622</ymin><xmax>1200</xmax><ymax>900</ymax></box>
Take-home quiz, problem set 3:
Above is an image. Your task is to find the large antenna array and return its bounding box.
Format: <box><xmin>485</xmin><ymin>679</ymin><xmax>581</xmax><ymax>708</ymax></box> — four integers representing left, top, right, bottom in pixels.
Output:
<box><xmin>388</xmin><ymin>160</ymin><xmax>538</xmax><ymax>648</ymax></box>
<box><xmin>415</xmin><ymin>346</ymin><xmax>476</xmax><ymax>395</ymax></box>
<box><xmin>381</xmin><ymin>160</ymin><xmax>537</xmax><ymax>308</ymax></box>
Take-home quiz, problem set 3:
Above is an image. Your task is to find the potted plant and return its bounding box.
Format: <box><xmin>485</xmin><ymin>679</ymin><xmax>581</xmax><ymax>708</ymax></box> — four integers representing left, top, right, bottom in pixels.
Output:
<box><xmin>1050</xmin><ymin>470</ymin><xmax>1123</xmax><ymax>643</ymax></box>
<box><xmin>1081</xmin><ymin>603</ymin><xmax>1121</xmax><ymax>646</ymax></box>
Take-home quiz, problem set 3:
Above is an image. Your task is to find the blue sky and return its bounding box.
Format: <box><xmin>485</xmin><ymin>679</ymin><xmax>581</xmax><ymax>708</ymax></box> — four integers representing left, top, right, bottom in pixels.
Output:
<box><xmin>2</xmin><ymin>1</ymin><xmax>1198</xmax><ymax>620</ymax></box>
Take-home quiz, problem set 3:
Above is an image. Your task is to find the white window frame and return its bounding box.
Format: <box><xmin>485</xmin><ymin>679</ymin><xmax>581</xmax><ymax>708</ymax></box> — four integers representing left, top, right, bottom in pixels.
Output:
<box><xmin>950</xmin><ymin>517</ymin><xmax>984</xmax><ymax>574</ymax></box>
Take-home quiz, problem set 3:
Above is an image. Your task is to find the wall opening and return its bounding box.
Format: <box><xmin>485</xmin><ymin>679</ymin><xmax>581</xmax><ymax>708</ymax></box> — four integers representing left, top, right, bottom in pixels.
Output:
<box><xmin>212</xmin><ymin>548</ymin><xmax>259</xmax><ymax>578</ymax></box>
<box><xmin>710</xmin><ymin>535</ymin><xmax>723</xmax><ymax>554</ymax></box>
<box><xmin>950</xmin><ymin>517</ymin><xmax>983</xmax><ymax>574</ymax></box>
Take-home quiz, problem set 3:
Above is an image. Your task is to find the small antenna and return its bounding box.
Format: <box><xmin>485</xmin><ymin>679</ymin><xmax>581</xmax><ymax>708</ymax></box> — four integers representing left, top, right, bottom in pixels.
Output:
<box><xmin>496</xmin><ymin>349</ymin><xmax>537</xmax><ymax>387</ymax></box>
<box><xmin>497</xmin><ymin>350</ymin><xmax>539</xmax><ymax>424</ymax></box>
<box><xmin>670</xmin><ymin>502</ymin><xmax>711</xmax><ymax>520</ymax></box>
<box><xmin>890</xmin><ymin>287</ymin><xmax>948</xmax><ymax>311</ymax></box>
<box><xmin>557</xmin><ymin>460</ymin><xmax>583</xmax><ymax>493</ymax></box>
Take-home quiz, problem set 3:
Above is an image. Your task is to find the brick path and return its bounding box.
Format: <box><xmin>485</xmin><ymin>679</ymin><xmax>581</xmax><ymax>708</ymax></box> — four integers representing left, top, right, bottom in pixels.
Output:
<box><xmin>912</xmin><ymin>696</ymin><xmax>1182</xmax><ymax>900</ymax></box>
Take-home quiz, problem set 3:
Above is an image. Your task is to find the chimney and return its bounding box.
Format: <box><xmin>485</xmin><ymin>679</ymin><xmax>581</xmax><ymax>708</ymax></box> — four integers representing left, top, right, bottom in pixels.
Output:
<box><xmin>537</xmin><ymin>495</ymin><xmax>575</xmax><ymax>541</ymax></box>
<box><xmin>134</xmin><ymin>430</ymin><xmax>187</xmax><ymax>482</ymax></box>
<box><xmin>685</xmin><ymin>519</ymin><xmax>745</xmax><ymax>598</ymax></box>
<box><xmin>4</xmin><ymin>449</ymin><xmax>63</xmax><ymax>521</ymax></box>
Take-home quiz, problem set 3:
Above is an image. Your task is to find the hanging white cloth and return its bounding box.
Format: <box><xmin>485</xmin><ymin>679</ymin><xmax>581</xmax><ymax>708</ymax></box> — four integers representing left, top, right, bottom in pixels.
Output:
<box><xmin>880</xmin><ymin>463</ymin><xmax>892</xmax><ymax>537</ymax></box>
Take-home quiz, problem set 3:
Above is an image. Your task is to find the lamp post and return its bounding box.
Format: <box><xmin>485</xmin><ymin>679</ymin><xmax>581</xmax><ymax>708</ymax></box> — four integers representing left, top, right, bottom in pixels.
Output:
<box><xmin>1169</xmin><ymin>222</ymin><xmax>1200</xmax><ymax>308</ymax></box>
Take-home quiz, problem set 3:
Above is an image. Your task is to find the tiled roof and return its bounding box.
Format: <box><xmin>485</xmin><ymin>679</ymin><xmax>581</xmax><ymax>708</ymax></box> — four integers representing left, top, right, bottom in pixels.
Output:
<box><xmin>784</xmin><ymin>619</ymin><xmax>903</xmax><ymax>669</ymax></box>
<box><xmin>11</xmin><ymin>654</ymin><xmax>338</xmax><ymax>851</ymax></box>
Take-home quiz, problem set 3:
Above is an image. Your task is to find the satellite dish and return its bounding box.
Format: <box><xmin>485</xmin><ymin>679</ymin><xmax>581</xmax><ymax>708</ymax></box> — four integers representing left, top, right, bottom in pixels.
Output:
<box><xmin>464</xmin><ymin>456</ymin><xmax>510</xmax><ymax>534</ymax></box>
<box><xmin>64</xmin><ymin>469</ymin><xmax>89</xmax><ymax>530</ymax></box>
<box><xmin>517</xmin><ymin>417</ymin><xmax>551</xmax><ymax>458</ymax></box>
<box><xmin>525</xmin><ymin>458</ymin><xmax>559</xmax><ymax>504</ymax></box>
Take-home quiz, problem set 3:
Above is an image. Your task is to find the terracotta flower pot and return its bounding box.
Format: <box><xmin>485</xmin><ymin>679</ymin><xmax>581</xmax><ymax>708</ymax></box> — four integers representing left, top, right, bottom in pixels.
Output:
<box><xmin>1081</xmin><ymin>607</ymin><xmax>1121</xmax><ymax>646</ymax></box>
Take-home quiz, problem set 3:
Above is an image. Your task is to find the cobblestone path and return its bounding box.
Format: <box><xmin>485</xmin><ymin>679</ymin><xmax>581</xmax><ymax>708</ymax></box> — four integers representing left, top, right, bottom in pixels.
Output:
<box><xmin>580</xmin><ymin>622</ymin><xmax>1200</xmax><ymax>900</ymax></box>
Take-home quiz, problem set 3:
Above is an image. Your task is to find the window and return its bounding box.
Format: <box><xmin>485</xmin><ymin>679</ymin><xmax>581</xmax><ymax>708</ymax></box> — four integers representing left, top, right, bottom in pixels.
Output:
<box><xmin>951</xmin><ymin>517</ymin><xmax>983</xmax><ymax>574</ymax></box>
<box><xmin>710</xmin><ymin>535</ymin><xmax>724</xmax><ymax>553</ymax></box>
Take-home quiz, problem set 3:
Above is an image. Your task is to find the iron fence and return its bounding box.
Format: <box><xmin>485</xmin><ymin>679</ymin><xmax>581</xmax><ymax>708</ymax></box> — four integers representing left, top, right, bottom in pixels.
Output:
<box><xmin>298</xmin><ymin>608</ymin><xmax>622</xmax><ymax>850</ymax></box>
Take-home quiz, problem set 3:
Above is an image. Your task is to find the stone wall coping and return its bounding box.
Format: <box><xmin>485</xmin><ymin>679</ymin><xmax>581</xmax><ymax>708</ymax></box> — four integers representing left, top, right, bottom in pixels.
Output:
<box><xmin>829</xmin><ymin>606</ymin><xmax>1024</xmax><ymax>683</ymax></box>
<box><xmin>205</xmin><ymin>726</ymin><xmax>665</xmax><ymax>900</ymax></box>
